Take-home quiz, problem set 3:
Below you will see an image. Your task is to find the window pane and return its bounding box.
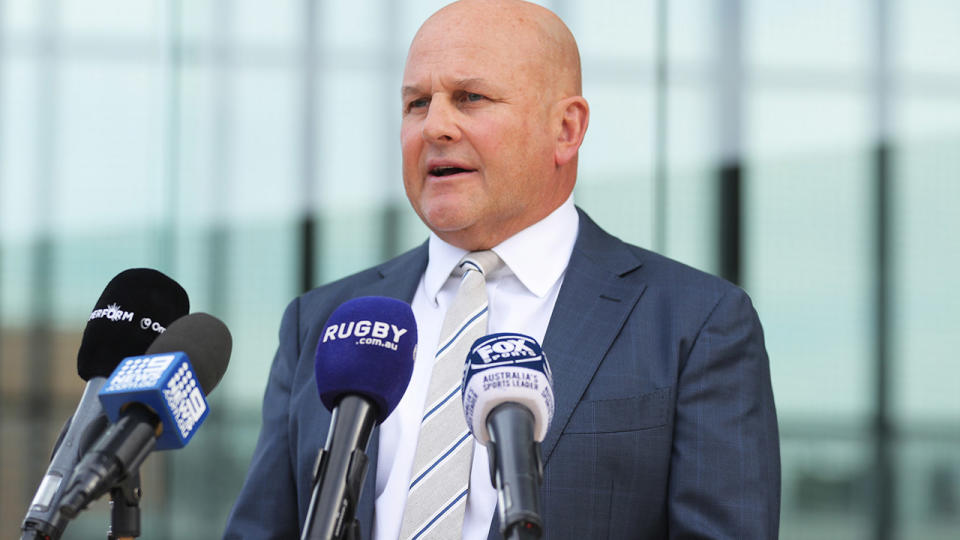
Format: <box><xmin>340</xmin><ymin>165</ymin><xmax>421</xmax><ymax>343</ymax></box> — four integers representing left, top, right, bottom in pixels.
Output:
<box><xmin>577</xmin><ymin>82</ymin><xmax>655</xmax><ymax>247</ymax></box>
<box><xmin>746</xmin><ymin>0</ymin><xmax>870</xmax><ymax>72</ymax></box>
<box><xmin>227</xmin><ymin>66</ymin><xmax>299</xmax><ymax>223</ymax></box>
<box><xmin>893</xmin><ymin>98</ymin><xmax>960</xmax><ymax>423</ymax></box>
<box><xmin>746</xmin><ymin>90</ymin><xmax>873</xmax><ymax>418</ymax></box>
<box><xmin>895</xmin><ymin>0</ymin><xmax>960</xmax><ymax>77</ymax></box>
<box><xmin>0</xmin><ymin>58</ymin><xmax>41</xmax><ymax>245</ymax></box>
<box><xmin>54</xmin><ymin>61</ymin><xmax>167</xmax><ymax>237</ymax></box>
<box><xmin>567</xmin><ymin>0</ymin><xmax>655</xmax><ymax>61</ymax></box>
<box><xmin>61</xmin><ymin>0</ymin><xmax>166</xmax><ymax>39</ymax></box>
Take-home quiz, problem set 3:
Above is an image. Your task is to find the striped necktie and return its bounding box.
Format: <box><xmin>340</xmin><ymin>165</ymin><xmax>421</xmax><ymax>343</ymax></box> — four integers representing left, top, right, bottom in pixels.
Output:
<box><xmin>399</xmin><ymin>250</ymin><xmax>502</xmax><ymax>540</ymax></box>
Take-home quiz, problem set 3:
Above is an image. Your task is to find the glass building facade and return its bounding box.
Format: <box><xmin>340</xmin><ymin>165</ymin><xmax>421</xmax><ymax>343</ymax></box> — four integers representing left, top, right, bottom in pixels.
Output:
<box><xmin>1</xmin><ymin>1</ymin><xmax>957</xmax><ymax>538</ymax></box>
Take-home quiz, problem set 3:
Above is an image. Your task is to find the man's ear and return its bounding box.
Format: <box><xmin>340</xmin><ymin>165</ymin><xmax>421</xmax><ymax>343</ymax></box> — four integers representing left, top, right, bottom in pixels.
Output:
<box><xmin>554</xmin><ymin>96</ymin><xmax>589</xmax><ymax>167</ymax></box>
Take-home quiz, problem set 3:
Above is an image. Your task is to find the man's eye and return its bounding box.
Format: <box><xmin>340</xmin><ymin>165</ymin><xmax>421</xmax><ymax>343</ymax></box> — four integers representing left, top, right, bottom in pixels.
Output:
<box><xmin>460</xmin><ymin>92</ymin><xmax>485</xmax><ymax>103</ymax></box>
<box><xmin>408</xmin><ymin>98</ymin><xmax>429</xmax><ymax>110</ymax></box>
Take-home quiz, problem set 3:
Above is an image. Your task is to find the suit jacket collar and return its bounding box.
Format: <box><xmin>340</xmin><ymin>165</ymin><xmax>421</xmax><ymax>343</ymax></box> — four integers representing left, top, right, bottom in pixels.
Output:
<box><xmin>358</xmin><ymin>242</ymin><xmax>430</xmax><ymax>301</ymax></box>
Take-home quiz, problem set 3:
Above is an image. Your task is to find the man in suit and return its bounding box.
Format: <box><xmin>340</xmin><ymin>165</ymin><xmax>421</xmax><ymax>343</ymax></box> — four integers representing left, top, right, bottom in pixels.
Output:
<box><xmin>224</xmin><ymin>1</ymin><xmax>780</xmax><ymax>538</ymax></box>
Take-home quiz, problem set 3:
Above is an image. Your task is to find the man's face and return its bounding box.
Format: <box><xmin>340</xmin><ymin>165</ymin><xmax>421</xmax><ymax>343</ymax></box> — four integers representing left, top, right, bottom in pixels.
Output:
<box><xmin>400</xmin><ymin>17</ymin><xmax>560</xmax><ymax>250</ymax></box>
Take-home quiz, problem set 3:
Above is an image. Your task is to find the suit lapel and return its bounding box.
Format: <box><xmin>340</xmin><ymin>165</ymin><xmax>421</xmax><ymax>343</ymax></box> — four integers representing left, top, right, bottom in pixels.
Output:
<box><xmin>354</xmin><ymin>243</ymin><xmax>429</xmax><ymax>301</ymax></box>
<box><xmin>540</xmin><ymin>210</ymin><xmax>646</xmax><ymax>462</ymax></box>
<box><xmin>486</xmin><ymin>210</ymin><xmax>646</xmax><ymax>539</ymax></box>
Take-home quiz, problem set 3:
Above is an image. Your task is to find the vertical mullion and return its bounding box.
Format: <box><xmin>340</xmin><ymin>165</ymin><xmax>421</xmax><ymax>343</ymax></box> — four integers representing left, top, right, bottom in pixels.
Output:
<box><xmin>873</xmin><ymin>135</ymin><xmax>893</xmax><ymax>540</ymax></box>
<box><xmin>716</xmin><ymin>0</ymin><xmax>743</xmax><ymax>286</ymax></box>
<box><xmin>208</xmin><ymin>0</ymin><xmax>233</xmax><ymax>316</ymax></box>
<box><xmin>380</xmin><ymin>0</ymin><xmax>401</xmax><ymax>260</ymax></box>
<box><xmin>872</xmin><ymin>1</ymin><xmax>894</xmax><ymax>538</ymax></box>
<box><xmin>160</xmin><ymin>0</ymin><xmax>183</xmax><ymax>273</ymax></box>
<box><xmin>652</xmin><ymin>0</ymin><xmax>668</xmax><ymax>254</ymax></box>
<box><xmin>25</xmin><ymin>0</ymin><xmax>59</xmax><ymax>504</ymax></box>
<box><xmin>0</xmin><ymin>0</ymin><xmax>6</xmax><ymax>379</ymax></box>
<box><xmin>299</xmin><ymin>0</ymin><xmax>319</xmax><ymax>294</ymax></box>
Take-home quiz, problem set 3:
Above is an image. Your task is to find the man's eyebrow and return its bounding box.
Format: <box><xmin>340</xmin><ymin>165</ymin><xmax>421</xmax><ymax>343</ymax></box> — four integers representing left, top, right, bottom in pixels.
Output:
<box><xmin>401</xmin><ymin>86</ymin><xmax>422</xmax><ymax>98</ymax></box>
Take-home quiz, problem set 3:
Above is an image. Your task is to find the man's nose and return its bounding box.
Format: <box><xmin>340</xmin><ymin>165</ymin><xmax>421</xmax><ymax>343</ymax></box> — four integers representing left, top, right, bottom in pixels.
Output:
<box><xmin>421</xmin><ymin>97</ymin><xmax>460</xmax><ymax>143</ymax></box>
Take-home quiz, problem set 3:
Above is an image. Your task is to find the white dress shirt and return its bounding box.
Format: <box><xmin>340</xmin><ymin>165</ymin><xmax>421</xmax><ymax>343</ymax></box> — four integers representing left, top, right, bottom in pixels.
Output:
<box><xmin>372</xmin><ymin>196</ymin><xmax>579</xmax><ymax>540</ymax></box>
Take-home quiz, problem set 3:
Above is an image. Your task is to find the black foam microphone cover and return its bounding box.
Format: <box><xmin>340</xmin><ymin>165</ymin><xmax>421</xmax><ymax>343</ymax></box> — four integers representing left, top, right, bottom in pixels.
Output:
<box><xmin>76</xmin><ymin>268</ymin><xmax>189</xmax><ymax>381</ymax></box>
<box><xmin>145</xmin><ymin>312</ymin><xmax>233</xmax><ymax>394</ymax></box>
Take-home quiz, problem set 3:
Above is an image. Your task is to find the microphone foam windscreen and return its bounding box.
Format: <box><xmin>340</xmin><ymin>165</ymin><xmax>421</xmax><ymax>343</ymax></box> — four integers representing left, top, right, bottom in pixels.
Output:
<box><xmin>77</xmin><ymin>268</ymin><xmax>190</xmax><ymax>381</ymax></box>
<box><xmin>146</xmin><ymin>312</ymin><xmax>233</xmax><ymax>395</ymax></box>
<box><xmin>314</xmin><ymin>296</ymin><xmax>418</xmax><ymax>423</ymax></box>
<box><xmin>461</xmin><ymin>333</ymin><xmax>555</xmax><ymax>444</ymax></box>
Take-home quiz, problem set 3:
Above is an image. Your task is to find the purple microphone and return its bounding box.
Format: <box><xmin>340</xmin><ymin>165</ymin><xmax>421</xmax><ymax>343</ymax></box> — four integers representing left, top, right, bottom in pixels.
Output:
<box><xmin>302</xmin><ymin>296</ymin><xmax>418</xmax><ymax>540</ymax></box>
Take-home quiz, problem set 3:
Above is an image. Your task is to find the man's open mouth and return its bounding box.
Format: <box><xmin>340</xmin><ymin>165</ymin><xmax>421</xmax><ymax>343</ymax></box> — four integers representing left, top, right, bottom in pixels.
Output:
<box><xmin>430</xmin><ymin>166</ymin><xmax>474</xmax><ymax>177</ymax></box>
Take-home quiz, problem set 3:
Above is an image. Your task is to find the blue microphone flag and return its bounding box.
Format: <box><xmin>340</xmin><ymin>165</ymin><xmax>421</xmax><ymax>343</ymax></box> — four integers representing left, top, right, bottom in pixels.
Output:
<box><xmin>99</xmin><ymin>351</ymin><xmax>209</xmax><ymax>450</ymax></box>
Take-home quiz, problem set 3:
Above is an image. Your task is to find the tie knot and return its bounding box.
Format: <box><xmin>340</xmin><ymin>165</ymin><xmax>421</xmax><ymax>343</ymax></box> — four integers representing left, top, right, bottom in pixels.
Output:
<box><xmin>457</xmin><ymin>250</ymin><xmax>502</xmax><ymax>278</ymax></box>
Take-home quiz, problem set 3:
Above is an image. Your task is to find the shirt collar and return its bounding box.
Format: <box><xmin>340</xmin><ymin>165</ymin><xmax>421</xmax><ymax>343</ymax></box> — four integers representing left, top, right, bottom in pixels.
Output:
<box><xmin>423</xmin><ymin>195</ymin><xmax>579</xmax><ymax>303</ymax></box>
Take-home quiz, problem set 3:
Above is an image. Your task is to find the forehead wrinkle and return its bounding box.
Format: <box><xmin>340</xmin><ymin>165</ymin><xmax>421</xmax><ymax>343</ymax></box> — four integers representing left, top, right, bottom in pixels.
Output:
<box><xmin>452</xmin><ymin>77</ymin><xmax>490</xmax><ymax>89</ymax></box>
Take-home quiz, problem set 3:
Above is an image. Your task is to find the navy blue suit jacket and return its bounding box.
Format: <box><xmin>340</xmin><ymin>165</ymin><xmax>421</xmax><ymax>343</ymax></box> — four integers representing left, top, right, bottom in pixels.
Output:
<box><xmin>224</xmin><ymin>209</ymin><xmax>780</xmax><ymax>539</ymax></box>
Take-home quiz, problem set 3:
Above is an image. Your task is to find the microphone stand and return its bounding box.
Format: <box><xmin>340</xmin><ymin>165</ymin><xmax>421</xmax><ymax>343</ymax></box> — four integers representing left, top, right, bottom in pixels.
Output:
<box><xmin>108</xmin><ymin>471</ymin><xmax>141</xmax><ymax>540</ymax></box>
<box><xmin>487</xmin><ymin>404</ymin><xmax>544</xmax><ymax>540</ymax></box>
<box><xmin>301</xmin><ymin>396</ymin><xmax>375</xmax><ymax>540</ymax></box>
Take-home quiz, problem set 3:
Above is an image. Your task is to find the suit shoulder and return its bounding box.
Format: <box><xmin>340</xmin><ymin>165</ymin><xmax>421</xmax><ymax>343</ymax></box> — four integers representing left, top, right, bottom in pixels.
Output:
<box><xmin>611</xmin><ymin>243</ymin><xmax>763</xmax><ymax>350</ymax></box>
<box><xmin>631</xmin><ymin>245</ymin><xmax>740</xmax><ymax>295</ymax></box>
<box><xmin>578</xmin><ymin>216</ymin><xmax>749</xmax><ymax>314</ymax></box>
<box><xmin>576</xmin><ymin>208</ymin><xmax>743</xmax><ymax>297</ymax></box>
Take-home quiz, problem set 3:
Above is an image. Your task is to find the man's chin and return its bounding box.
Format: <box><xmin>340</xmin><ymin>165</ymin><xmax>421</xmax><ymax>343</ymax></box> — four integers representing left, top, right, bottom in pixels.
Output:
<box><xmin>425</xmin><ymin>214</ymin><xmax>474</xmax><ymax>236</ymax></box>
<box><xmin>420</xmin><ymin>193</ymin><xmax>477</xmax><ymax>228</ymax></box>
<box><xmin>420</xmin><ymin>210</ymin><xmax>485</xmax><ymax>248</ymax></box>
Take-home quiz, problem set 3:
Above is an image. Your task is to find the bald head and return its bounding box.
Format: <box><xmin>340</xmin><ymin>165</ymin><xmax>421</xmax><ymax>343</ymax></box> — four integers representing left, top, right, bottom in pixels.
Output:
<box><xmin>400</xmin><ymin>0</ymin><xmax>589</xmax><ymax>250</ymax></box>
<box><xmin>412</xmin><ymin>0</ymin><xmax>582</xmax><ymax>98</ymax></box>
